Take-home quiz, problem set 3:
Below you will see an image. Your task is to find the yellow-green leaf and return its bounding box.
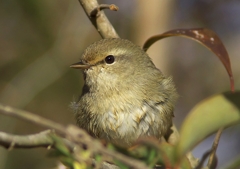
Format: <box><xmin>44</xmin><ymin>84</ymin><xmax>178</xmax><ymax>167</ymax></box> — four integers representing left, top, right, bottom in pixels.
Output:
<box><xmin>176</xmin><ymin>91</ymin><xmax>240</xmax><ymax>158</ymax></box>
<box><xmin>157</xmin><ymin>142</ymin><xmax>191</xmax><ymax>169</ymax></box>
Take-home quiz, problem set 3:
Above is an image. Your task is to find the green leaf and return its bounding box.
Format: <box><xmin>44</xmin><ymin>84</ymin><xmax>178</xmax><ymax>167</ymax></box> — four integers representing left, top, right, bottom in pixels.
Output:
<box><xmin>48</xmin><ymin>135</ymin><xmax>77</xmax><ymax>168</ymax></box>
<box><xmin>176</xmin><ymin>91</ymin><xmax>240</xmax><ymax>158</ymax></box>
<box><xmin>51</xmin><ymin>135</ymin><xmax>71</xmax><ymax>157</ymax></box>
<box><xmin>126</xmin><ymin>139</ymin><xmax>191</xmax><ymax>168</ymax></box>
<box><xmin>157</xmin><ymin>142</ymin><xmax>191</xmax><ymax>169</ymax></box>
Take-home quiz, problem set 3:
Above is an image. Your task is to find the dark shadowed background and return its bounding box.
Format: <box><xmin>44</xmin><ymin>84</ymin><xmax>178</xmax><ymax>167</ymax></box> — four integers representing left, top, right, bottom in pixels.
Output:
<box><xmin>0</xmin><ymin>0</ymin><xmax>240</xmax><ymax>168</ymax></box>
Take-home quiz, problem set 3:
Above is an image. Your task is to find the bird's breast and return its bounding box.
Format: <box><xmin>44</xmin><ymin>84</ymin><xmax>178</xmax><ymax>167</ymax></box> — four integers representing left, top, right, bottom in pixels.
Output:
<box><xmin>84</xmin><ymin>96</ymin><xmax>169</xmax><ymax>147</ymax></box>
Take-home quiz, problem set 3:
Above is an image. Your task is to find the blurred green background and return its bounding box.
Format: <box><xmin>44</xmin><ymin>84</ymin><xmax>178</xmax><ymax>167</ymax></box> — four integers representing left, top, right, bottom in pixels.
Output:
<box><xmin>0</xmin><ymin>0</ymin><xmax>240</xmax><ymax>168</ymax></box>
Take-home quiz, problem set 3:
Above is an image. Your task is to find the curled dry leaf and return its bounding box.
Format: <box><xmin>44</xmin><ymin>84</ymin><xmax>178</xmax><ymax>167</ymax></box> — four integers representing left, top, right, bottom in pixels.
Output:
<box><xmin>143</xmin><ymin>28</ymin><xmax>234</xmax><ymax>92</ymax></box>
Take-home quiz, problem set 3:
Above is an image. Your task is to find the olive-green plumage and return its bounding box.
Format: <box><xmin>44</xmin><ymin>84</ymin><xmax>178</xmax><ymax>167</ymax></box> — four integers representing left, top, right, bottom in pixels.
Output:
<box><xmin>71</xmin><ymin>38</ymin><xmax>178</xmax><ymax>147</ymax></box>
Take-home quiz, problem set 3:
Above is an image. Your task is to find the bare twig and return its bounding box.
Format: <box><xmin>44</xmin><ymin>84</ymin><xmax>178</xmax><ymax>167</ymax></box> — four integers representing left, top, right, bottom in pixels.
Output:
<box><xmin>195</xmin><ymin>128</ymin><xmax>223</xmax><ymax>169</ymax></box>
<box><xmin>207</xmin><ymin>128</ymin><xmax>223</xmax><ymax>169</ymax></box>
<box><xmin>0</xmin><ymin>103</ymin><xmax>149</xmax><ymax>169</ymax></box>
<box><xmin>66</xmin><ymin>125</ymin><xmax>149</xmax><ymax>169</ymax></box>
<box><xmin>78</xmin><ymin>0</ymin><xmax>119</xmax><ymax>38</ymax></box>
<box><xmin>90</xmin><ymin>4</ymin><xmax>118</xmax><ymax>17</ymax></box>
<box><xmin>0</xmin><ymin>104</ymin><xmax>66</xmax><ymax>135</ymax></box>
<box><xmin>195</xmin><ymin>149</ymin><xmax>212</xmax><ymax>169</ymax></box>
<box><xmin>0</xmin><ymin>130</ymin><xmax>54</xmax><ymax>149</ymax></box>
<box><xmin>0</xmin><ymin>130</ymin><xmax>76</xmax><ymax>151</ymax></box>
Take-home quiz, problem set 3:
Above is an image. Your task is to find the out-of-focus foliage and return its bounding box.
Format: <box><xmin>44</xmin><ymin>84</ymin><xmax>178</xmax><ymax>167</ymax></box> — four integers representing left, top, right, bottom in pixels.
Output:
<box><xmin>0</xmin><ymin>0</ymin><xmax>240</xmax><ymax>169</ymax></box>
<box><xmin>177</xmin><ymin>92</ymin><xmax>240</xmax><ymax>157</ymax></box>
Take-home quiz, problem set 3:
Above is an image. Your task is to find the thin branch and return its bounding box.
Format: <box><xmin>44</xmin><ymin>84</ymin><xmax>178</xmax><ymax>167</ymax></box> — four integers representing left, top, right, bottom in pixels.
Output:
<box><xmin>0</xmin><ymin>130</ymin><xmax>76</xmax><ymax>151</ymax></box>
<box><xmin>195</xmin><ymin>149</ymin><xmax>212</xmax><ymax>169</ymax></box>
<box><xmin>0</xmin><ymin>103</ymin><xmax>149</xmax><ymax>169</ymax></box>
<box><xmin>78</xmin><ymin>0</ymin><xmax>119</xmax><ymax>38</ymax></box>
<box><xmin>0</xmin><ymin>104</ymin><xmax>66</xmax><ymax>135</ymax></box>
<box><xmin>0</xmin><ymin>130</ymin><xmax>54</xmax><ymax>149</ymax></box>
<box><xmin>0</xmin><ymin>130</ymin><xmax>120</xmax><ymax>169</ymax></box>
<box><xmin>207</xmin><ymin>128</ymin><xmax>223</xmax><ymax>169</ymax></box>
<box><xmin>66</xmin><ymin>125</ymin><xmax>149</xmax><ymax>169</ymax></box>
<box><xmin>90</xmin><ymin>4</ymin><xmax>119</xmax><ymax>17</ymax></box>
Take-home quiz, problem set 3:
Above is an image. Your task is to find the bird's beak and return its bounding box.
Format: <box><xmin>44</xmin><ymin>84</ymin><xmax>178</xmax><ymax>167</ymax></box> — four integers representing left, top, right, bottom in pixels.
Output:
<box><xmin>70</xmin><ymin>61</ymin><xmax>91</xmax><ymax>69</ymax></box>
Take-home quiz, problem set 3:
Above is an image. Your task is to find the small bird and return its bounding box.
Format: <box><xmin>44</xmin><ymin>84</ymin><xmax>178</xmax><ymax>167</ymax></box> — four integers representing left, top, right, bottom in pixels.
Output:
<box><xmin>70</xmin><ymin>38</ymin><xmax>178</xmax><ymax>147</ymax></box>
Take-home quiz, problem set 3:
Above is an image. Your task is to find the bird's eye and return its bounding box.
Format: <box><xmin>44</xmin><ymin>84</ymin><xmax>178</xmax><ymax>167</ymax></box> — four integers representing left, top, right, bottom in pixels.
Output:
<box><xmin>105</xmin><ymin>55</ymin><xmax>115</xmax><ymax>64</ymax></box>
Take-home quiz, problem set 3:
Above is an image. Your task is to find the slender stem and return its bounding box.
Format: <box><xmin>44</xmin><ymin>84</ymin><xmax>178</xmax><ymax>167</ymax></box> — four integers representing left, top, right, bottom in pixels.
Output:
<box><xmin>0</xmin><ymin>103</ymin><xmax>149</xmax><ymax>169</ymax></box>
<box><xmin>0</xmin><ymin>104</ymin><xmax>66</xmax><ymax>135</ymax></box>
<box><xmin>0</xmin><ymin>130</ymin><xmax>53</xmax><ymax>149</ymax></box>
<box><xmin>207</xmin><ymin>128</ymin><xmax>223</xmax><ymax>168</ymax></box>
<box><xmin>78</xmin><ymin>0</ymin><xmax>119</xmax><ymax>38</ymax></box>
<box><xmin>90</xmin><ymin>4</ymin><xmax>118</xmax><ymax>17</ymax></box>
